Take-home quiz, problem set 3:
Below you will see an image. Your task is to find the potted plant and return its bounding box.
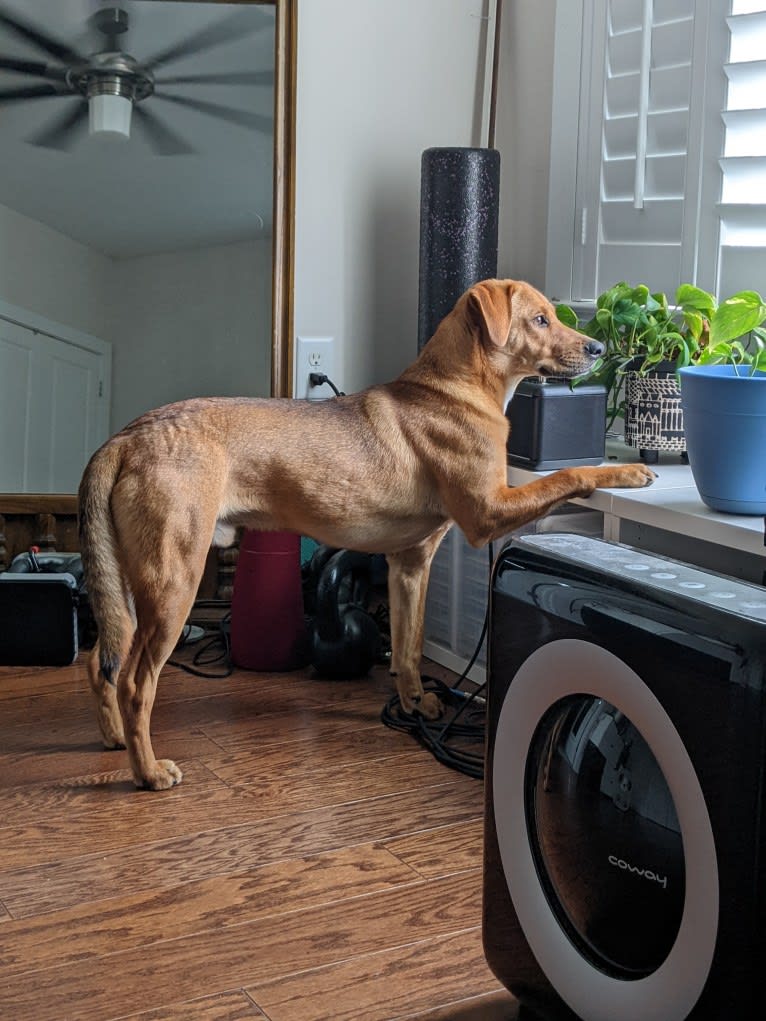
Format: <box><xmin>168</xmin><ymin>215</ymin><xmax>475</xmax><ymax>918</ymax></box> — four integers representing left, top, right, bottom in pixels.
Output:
<box><xmin>678</xmin><ymin>290</ymin><xmax>766</xmax><ymax>515</ymax></box>
<box><xmin>558</xmin><ymin>282</ymin><xmax>717</xmax><ymax>462</ymax></box>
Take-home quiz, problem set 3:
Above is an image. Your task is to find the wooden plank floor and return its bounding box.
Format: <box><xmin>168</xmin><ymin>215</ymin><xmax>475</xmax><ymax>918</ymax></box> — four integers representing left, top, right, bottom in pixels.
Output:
<box><xmin>0</xmin><ymin>646</ymin><xmax>520</xmax><ymax>1021</ymax></box>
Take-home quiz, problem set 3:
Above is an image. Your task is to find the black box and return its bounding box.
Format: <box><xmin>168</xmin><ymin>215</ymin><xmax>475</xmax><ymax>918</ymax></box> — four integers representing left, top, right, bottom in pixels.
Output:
<box><xmin>0</xmin><ymin>552</ymin><xmax>87</xmax><ymax>666</ymax></box>
<box><xmin>506</xmin><ymin>378</ymin><xmax>607</xmax><ymax>470</ymax></box>
<box><xmin>0</xmin><ymin>574</ymin><xmax>79</xmax><ymax>665</ymax></box>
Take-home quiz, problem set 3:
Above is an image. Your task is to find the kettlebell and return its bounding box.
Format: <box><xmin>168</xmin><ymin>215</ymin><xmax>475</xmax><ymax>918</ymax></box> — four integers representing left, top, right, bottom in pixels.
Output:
<box><xmin>311</xmin><ymin>549</ymin><xmax>381</xmax><ymax>678</ymax></box>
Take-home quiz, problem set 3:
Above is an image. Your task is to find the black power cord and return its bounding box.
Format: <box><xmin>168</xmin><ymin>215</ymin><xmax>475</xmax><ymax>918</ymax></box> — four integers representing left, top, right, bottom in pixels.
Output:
<box><xmin>167</xmin><ymin>613</ymin><xmax>234</xmax><ymax>678</ymax></box>
<box><xmin>309</xmin><ymin>372</ymin><xmax>346</xmax><ymax>397</ymax></box>
<box><xmin>380</xmin><ymin>542</ymin><xmax>494</xmax><ymax>779</ymax></box>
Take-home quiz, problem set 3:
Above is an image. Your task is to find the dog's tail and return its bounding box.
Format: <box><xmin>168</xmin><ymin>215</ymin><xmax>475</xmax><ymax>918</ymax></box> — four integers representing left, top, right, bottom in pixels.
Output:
<box><xmin>78</xmin><ymin>443</ymin><xmax>133</xmax><ymax>685</ymax></box>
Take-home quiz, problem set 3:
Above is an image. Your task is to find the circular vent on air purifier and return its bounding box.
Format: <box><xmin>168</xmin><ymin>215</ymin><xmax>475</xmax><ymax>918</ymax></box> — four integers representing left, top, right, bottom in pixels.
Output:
<box><xmin>492</xmin><ymin>639</ymin><xmax>719</xmax><ymax>1021</ymax></box>
<box><xmin>525</xmin><ymin>695</ymin><xmax>685</xmax><ymax>979</ymax></box>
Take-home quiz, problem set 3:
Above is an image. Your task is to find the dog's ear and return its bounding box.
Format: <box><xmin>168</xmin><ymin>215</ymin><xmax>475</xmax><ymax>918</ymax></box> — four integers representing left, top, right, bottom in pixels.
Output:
<box><xmin>467</xmin><ymin>280</ymin><xmax>514</xmax><ymax>348</ymax></box>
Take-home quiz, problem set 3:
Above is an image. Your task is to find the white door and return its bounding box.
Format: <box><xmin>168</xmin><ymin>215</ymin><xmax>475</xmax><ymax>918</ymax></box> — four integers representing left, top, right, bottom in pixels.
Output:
<box><xmin>0</xmin><ymin>315</ymin><xmax>110</xmax><ymax>493</ymax></box>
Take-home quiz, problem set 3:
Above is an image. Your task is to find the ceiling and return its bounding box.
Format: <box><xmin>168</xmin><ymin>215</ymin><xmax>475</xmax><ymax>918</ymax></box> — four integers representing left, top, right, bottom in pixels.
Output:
<box><xmin>0</xmin><ymin>0</ymin><xmax>275</xmax><ymax>258</ymax></box>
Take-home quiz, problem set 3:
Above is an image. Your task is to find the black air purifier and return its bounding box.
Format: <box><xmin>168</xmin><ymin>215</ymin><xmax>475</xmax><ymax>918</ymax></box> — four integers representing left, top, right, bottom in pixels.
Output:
<box><xmin>483</xmin><ymin>533</ymin><xmax>766</xmax><ymax>1021</ymax></box>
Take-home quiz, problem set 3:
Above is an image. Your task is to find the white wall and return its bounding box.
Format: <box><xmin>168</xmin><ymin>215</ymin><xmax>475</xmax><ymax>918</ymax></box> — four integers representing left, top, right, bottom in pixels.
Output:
<box><xmin>494</xmin><ymin>0</ymin><xmax>557</xmax><ymax>290</ymax></box>
<box><xmin>0</xmin><ymin>202</ymin><xmax>112</xmax><ymax>341</ymax></box>
<box><xmin>105</xmin><ymin>240</ymin><xmax>272</xmax><ymax>430</ymax></box>
<box><xmin>0</xmin><ymin>204</ymin><xmax>272</xmax><ymax>437</ymax></box>
<box><xmin>293</xmin><ymin>0</ymin><xmax>491</xmax><ymax>395</ymax></box>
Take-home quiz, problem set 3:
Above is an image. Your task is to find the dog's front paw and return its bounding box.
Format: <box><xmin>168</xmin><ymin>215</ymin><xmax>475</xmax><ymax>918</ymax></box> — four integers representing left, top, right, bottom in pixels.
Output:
<box><xmin>407</xmin><ymin>690</ymin><xmax>444</xmax><ymax>720</ymax></box>
<box><xmin>396</xmin><ymin>684</ymin><xmax>445</xmax><ymax>720</ymax></box>
<box><xmin>617</xmin><ymin>464</ymin><xmax>656</xmax><ymax>488</ymax></box>
<box><xmin>591</xmin><ymin>463</ymin><xmax>656</xmax><ymax>490</ymax></box>
<box><xmin>135</xmin><ymin>759</ymin><xmax>183</xmax><ymax>791</ymax></box>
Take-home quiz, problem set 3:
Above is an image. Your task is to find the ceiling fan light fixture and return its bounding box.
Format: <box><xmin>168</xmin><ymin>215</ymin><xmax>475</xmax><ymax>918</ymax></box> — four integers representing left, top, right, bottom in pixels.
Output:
<box><xmin>89</xmin><ymin>91</ymin><xmax>132</xmax><ymax>140</ymax></box>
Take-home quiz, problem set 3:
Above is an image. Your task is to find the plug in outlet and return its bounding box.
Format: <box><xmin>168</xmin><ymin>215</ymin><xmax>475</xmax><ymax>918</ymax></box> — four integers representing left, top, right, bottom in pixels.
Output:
<box><xmin>296</xmin><ymin>336</ymin><xmax>337</xmax><ymax>400</ymax></box>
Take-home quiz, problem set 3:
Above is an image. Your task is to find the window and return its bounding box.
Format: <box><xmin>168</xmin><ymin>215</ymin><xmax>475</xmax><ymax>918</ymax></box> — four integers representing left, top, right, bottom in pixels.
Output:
<box><xmin>546</xmin><ymin>0</ymin><xmax>766</xmax><ymax>304</ymax></box>
<box><xmin>715</xmin><ymin>0</ymin><xmax>766</xmax><ymax>294</ymax></box>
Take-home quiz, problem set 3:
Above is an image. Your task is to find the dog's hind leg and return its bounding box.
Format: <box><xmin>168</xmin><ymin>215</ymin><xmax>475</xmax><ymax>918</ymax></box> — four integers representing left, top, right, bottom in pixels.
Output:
<box><xmin>117</xmin><ymin>601</ymin><xmax>191</xmax><ymax>790</ymax></box>
<box><xmin>118</xmin><ymin>626</ymin><xmax>184</xmax><ymax>790</ymax></box>
<box><xmin>386</xmin><ymin>524</ymin><xmax>452</xmax><ymax>720</ymax></box>
<box><xmin>87</xmin><ymin>642</ymin><xmax>126</xmax><ymax>749</ymax></box>
<box><xmin>117</xmin><ymin>546</ymin><xmax>210</xmax><ymax>790</ymax></box>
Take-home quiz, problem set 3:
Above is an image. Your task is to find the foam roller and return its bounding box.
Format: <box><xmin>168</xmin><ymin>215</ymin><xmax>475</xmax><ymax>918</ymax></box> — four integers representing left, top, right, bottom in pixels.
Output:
<box><xmin>417</xmin><ymin>147</ymin><xmax>500</xmax><ymax>351</ymax></box>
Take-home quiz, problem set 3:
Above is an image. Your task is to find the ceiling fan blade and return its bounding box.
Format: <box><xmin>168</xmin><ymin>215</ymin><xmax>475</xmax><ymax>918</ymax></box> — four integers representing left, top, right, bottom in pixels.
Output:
<box><xmin>0</xmin><ymin>5</ymin><xmax>83</xmax><ymax>65</ymax></box>
<box><xmin>154</xmin><ymin>70</ymin><xmax>274</xmax><ymax>88</ymax></box>
<box><xmin>143</xmin><ymin>8</ymin><xmax>269</xmax><ymax>71</ymax></box>
<box><xmin>133</xmin><ymin>105</ymin><xmax>194</xmax><ymax>156</ymax></box>
<box><xmin>27</xmin><ymin>100</ymin><xmax>88</xmax><ymax>150</ymax></box>
<box><xmin>153</xmin><ymin>92</ymin><xmax>273</xmax><ymax>134</ymax></box>
<box><xmin>0</xmin><ymin>83</ymin><xmax>61</xmax><ymax>102</ymax></box>
<box><xmin>0</xmin><ymin>55</ymin><xmax>67</xmax><ymax>80</ymax></box>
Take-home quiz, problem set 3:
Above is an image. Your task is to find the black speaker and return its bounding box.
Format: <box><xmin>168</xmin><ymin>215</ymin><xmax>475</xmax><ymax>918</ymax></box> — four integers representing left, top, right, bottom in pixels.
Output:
<box><xmin>484</xmin><ymin>533</ymin><xmax>766</xmax><ymax>1020</ymax></box>
<box><xmin>506</xmin><ymin>379</ymin><xmax>607</xmax><ymax>470</ymax></box>
<box><xmin>0</xmin><ymin>552</ymin><xmax>88</xmax><ymax>665</ymax></box>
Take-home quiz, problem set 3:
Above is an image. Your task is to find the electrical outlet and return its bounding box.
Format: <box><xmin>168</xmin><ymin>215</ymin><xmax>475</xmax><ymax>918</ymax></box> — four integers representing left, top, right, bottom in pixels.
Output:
<box><xmin>295</xmin><ymin>336</ymin><xmax>337</xmax><ymax>400</ymax></box>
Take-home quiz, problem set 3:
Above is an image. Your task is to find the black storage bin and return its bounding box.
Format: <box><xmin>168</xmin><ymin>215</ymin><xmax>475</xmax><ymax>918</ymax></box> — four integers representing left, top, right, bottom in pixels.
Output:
<box><xmin>507</xmin><ymin>379</ymin><xmax>607</xmax><ymax>470</ymax></box>
<box><xmin>0</xmin><ymin>552</ymin><xmax>89</xmax><ymax>666</ymax></box>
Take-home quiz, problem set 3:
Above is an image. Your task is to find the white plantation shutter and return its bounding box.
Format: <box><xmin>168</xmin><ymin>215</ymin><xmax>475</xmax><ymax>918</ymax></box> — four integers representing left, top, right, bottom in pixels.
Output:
<box><xmin>716</xmin><ymin>0</ymin><xmax>766</xmax><ymax>296</ymax></box>
<box><xmin>546</xmin><ymin>0</ymin><xmax>766</xmax><ymax>304</ymax></box>
<box><xmin>571</xmin><ymin>0</ymin><xmax>706</xmax><ymax>300</ymax></box>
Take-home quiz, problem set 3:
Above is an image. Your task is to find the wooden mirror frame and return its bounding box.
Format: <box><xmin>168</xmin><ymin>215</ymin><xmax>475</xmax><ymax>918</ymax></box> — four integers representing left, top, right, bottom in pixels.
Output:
<box><xmin>271</xmin><ymin>0</ymin><xmax>297</xmax><ymax>398</ymax></box>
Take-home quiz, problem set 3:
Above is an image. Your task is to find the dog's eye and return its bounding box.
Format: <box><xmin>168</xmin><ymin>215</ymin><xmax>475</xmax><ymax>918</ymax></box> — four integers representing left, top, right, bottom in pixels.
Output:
<box><xmin>533</xmin><ymin>315</ymin><xmax>549</xmax><ymax>327</ymax></box>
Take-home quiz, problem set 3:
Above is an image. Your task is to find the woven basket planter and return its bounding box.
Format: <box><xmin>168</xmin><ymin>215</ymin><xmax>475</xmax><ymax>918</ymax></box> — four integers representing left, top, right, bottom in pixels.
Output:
<box><xmin>623</xmin><ymin>360</ymin><xmax>686</xmax><ymax>462</ymax></box>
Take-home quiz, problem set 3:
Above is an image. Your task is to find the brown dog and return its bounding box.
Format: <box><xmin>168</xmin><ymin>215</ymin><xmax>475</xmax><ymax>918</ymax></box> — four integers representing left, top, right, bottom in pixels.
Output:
<box><xmin>78</xmin><ymin>278</ymin><xmax>654</xmax><ymax>790</ymax></box>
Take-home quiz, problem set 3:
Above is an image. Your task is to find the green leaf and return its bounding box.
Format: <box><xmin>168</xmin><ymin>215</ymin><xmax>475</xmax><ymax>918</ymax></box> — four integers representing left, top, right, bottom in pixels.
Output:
<box><xmin>698</xmin><ymin>341</ymin><xmax>733</xmax><ymax>365</ymax></box>
<box><xmin>675</xmin><ymin>284</ymin><xmax>716</xmax><ymax>316</ymax></box>
<box><xmin>595</xmin><ymin>308</ymin><xmax>613</xmax><ymax>332</ymax></box>
<box><xmin>613</xmin><ymin>300</ymin><xmax>645</xmax><ymax>329</ymax></box>
<box><xmin>711</xmin><ymin>291</ymin><xmax>766</xmax><ymax>344</ymax></box>
<box><xmin>675</xmin><ymin>336</ymin><xmax>693</xmax><ymax>368</ymax></box>
<box><xmin>556</xmin><ymin>303</ymin><xmax>578</xmax><ymax>328</ymax></box>
<box><xmin>597</xmin><ymin>283</ymin><xmax>628</xmax><ymax>310</ymax></box>
<box><xmin>682</xmin><ymin>309</ymin><xmax>704</xmax><ymax>341</ymax></box>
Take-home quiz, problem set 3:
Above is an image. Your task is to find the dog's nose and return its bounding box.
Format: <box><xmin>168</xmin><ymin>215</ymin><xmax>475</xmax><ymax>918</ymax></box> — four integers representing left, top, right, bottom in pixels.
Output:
<box><xmin>584</xmin><ymin>339</ymin><xmax>605</xmax><ymax>358</ymax></box>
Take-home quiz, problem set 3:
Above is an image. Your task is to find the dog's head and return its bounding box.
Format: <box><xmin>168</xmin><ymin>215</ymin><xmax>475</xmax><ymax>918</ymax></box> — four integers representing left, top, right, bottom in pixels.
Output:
<box><xmin>467</xmin><ymin>279</ymin><xmax>603</xmax><ymax>379</ymax></box>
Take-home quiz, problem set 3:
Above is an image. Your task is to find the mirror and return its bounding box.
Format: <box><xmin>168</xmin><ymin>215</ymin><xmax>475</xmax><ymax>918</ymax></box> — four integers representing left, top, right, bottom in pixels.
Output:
<box><xmin>0</xmin><ymin>0</ymin><xmax>294</xmax><ymax>494</ymax></box>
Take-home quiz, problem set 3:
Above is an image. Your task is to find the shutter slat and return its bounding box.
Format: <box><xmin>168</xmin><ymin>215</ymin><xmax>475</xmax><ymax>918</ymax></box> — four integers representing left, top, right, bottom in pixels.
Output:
<box><xmin>724</xmin><ymin>61</ymin><xmax>766</xmax><ymax>109</ymax></box>
<box><xmin>604</xmin><ymin>154</ymin><xmax>686</xmax><ymax>199</ymax></box>
<box><xmin>717</xmin><ymin>203</ymin><xmax>766</xmax><ymax>245</ymax></box>
<box><xmin>716</xmin><ymin>5</ymin><xmax>766</xmax><ymax>293</ymax></box>
<box><xmin>727</xmin><ymin>11</ymin><xmax>766</xmax><ymax>62</ymax></box>
<box><xmin>719</xmin><ymin>156</ymin><xmax>766</xmax><ymax>203</ymax></box>
<box><xmin>722</xmin><ymin>110</ymin><xmax>766</xmax><ymax>156</ymax></box>
<box><xmin>601</xmin><ymin>197</ymin><xmax>685</xmax><ymax>242</ymax></box>
<box><xmin>604</xmin><ymin>109</ymin><xmax>689</xmax><ymax>158</ymax></box>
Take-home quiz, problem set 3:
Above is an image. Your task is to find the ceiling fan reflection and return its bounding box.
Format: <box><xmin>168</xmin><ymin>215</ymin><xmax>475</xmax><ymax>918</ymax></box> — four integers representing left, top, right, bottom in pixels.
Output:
<box><xmin>0</xmin><ymin>2</ymin><xmax>274</xmax><ymax>155</ymax></box>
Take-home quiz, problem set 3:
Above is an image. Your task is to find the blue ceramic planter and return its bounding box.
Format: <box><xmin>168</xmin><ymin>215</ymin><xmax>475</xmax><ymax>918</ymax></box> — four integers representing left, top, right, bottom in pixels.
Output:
<box><xmin>679</xmin><ymin>364</ymin><xmax>766</xmax><ymax>515</ymax></box>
